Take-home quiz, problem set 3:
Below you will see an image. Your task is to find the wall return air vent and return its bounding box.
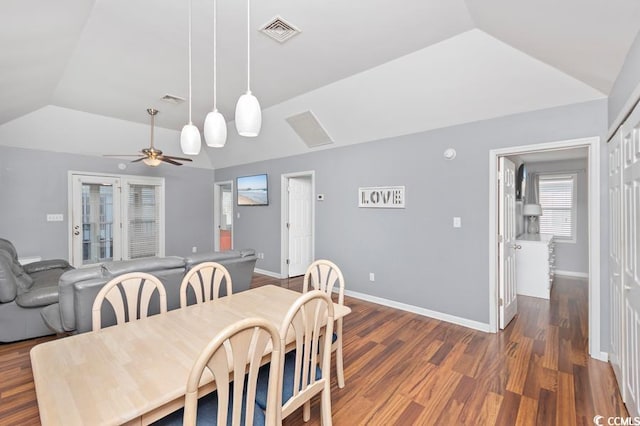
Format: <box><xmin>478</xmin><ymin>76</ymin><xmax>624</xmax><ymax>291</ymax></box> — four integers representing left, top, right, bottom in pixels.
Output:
<box><xmin>260</xmin><ymin>16</ymin><xmax>301</xmax><ymax>43</ymax></box>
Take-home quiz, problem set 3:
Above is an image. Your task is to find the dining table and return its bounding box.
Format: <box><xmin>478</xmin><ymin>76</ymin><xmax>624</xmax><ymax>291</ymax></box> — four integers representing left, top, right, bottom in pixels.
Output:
<box><xmin>30</xmin><ymin>284</ymin><xmax>351</xmax><ymax>426</ymax></box>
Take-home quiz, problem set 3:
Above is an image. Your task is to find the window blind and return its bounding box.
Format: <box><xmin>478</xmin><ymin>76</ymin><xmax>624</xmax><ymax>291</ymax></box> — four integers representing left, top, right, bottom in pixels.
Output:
<box><xmin>128</xmin><ymin>184</ymin><xmax>159</xmax><ymax>259</ymax></box>
<box><xmin>538</xmin><ymin>175</ymin><xmax>576</xmax><ymax>239</ymax></box>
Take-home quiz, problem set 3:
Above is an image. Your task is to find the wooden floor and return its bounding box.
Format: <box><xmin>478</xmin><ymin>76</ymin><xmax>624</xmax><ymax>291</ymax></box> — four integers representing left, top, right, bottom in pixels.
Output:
<box><xmin>0</xmin><ymin>274</ymin><xmax>628</xmax><ymax>425</ymax></box>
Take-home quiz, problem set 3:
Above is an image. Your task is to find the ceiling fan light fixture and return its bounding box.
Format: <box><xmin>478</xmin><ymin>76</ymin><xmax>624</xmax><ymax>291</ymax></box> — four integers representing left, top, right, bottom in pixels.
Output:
<box><xmin>142</xmin><ymin>157</ymin><xmax>162</xmax><ymax>167</ymax></box>
<box><xmin>180</xmin><ymin>123</ymin><xmax>202</xmax><ymax>155</ymax></box>
<box><xmin>204</xmin><ymin>109</ymin><xmax>227</xmax><ymax>147</ymax></box>
<box><xmin>235</xmin><ymin>91</ymin><xmax>261</xmax><ymax>137</ymax></box>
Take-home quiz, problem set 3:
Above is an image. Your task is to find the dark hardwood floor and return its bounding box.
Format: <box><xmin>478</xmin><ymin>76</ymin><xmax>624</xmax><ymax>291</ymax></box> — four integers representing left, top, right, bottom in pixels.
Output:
<box><xmin>0</xmin><ymin>274</ymin><xmax>627</xmax><ymax>425</ymax></box>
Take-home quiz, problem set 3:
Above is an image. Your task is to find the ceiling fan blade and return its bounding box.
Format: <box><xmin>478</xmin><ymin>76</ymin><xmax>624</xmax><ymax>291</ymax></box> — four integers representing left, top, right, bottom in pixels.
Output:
<box><xmin>160</xmin><ymin>157</ymin><xmax>183</xmax><ymax>166</ymax></box>
<box><xmin>162</xmin><ymin>155</ymin><xmax>193</xmax><ymax>162</ymax></box>
<box><xmin>131</xmin><ymin>157</ymin><xmax>146</xmax><ymax>163</ymax></box>
<box><xmin>103</xmin><ymin>154</ymin><xmax>143</xmax><ymax>157</ymax></box>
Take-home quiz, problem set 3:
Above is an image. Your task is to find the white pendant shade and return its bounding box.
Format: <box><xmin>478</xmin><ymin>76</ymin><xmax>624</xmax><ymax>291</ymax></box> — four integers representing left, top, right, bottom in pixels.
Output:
<box><xmin>235</xmin><ymin>91</ymin><xmax>262</xmax><ymax>137</ymax></box>
<box><xmin>204</xmin><ymin>110</ymin><xmax>227</xmax><ymax>147</ymax></box>
<box><xmin>180</xmin><ymin>123</ymin><xmax>202</xmax><ymax>155</ymax></box>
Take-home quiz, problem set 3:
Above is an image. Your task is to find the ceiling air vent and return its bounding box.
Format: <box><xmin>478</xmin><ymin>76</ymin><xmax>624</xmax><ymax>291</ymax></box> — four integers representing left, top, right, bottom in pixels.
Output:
<box><xmin>286</xmin><ymin>110</ymin><xmax>333</xmax><ymax>148</ymax></box>
<box><xmin>260</xmin><ymin>16</ymin><xmax>301</xmax><ymax>43</ymax></box>
<box><xmin>160</xmin><ymin>94</ymin><xmax>185</xmax><ymax>104</ymax></box>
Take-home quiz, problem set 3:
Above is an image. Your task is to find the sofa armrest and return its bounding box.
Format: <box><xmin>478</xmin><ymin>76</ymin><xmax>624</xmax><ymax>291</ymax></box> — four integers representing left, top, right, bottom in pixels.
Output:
<box><xmin>24</xmin><ymin>259</ymin><xmax>72</xmax><ymax>274</ymax></box>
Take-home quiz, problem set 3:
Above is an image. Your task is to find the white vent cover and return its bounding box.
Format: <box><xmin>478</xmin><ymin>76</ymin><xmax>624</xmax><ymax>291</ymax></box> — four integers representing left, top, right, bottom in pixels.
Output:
<box><xmin>285</xmin><ymin>110</ymin><xmax>333</xmax><ymax>148</ymax></box>
<box><xmin>260</xmin><ymin>16</ymin><xmax>301</xmax><ymax>43</ymax></box>
<box><xmin>160</xmin><ymin>94</ymin><xmax>185</xmax><ymax>104</ymax></box>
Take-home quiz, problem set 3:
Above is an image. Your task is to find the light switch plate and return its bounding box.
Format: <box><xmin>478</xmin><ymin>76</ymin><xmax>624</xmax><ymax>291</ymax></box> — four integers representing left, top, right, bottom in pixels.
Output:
<box><xmin>46</xmin><ymin>214</ymin><xmax>64</xmax><ymax>222</ymax></box>
<box><xmin>453</xmin><ymin>217</ymin><xmax>461</xmax><ymax>228</ymax></box>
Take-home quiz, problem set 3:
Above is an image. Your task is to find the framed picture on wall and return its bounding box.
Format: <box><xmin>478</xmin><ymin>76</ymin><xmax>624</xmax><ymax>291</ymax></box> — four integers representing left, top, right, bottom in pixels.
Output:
<box><xmin>237</xmin><ymin>174</ymin><xmax>269</xmax><ymax>206</ymax></box>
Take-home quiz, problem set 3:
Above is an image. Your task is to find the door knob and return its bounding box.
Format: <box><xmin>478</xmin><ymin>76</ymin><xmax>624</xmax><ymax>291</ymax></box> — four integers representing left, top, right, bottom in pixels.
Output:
<box><xmin>74</xmin><ymin>231</ymin><xmax>80</xmax><ymax>236</ymax></box>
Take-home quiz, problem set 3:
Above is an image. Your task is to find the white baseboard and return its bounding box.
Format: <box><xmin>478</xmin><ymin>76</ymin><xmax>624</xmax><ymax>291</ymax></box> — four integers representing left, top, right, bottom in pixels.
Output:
<box><xmin>343</xmin><ymin>289</ymin><xmax>492</xmax><ymax>333</ymax></box>
<box><xmin>555</xmin><ymin>270</ymin><xmax>589</xmax><ymax>279</ymax></box>
<box><xmin>254</xmin><ymin>268</ymin><xmax>284</xmax><ymax>279</ymax></box>
<box><xmin>592</xmin><ymin>351</ymin><xmax>609</xmax><ymax>362</ymax></box>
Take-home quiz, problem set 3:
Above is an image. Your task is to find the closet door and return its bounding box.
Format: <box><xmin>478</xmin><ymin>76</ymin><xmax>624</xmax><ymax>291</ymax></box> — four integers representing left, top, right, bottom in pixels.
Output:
<box><xmin>609</xmin><ymin>129</ymin><xmax>624</xmax><ymax>391</ymax></box>
<box><xmin>621</xmin><ymin>108</ymin><xmax>640</xmax><ymax>418</ymax></box>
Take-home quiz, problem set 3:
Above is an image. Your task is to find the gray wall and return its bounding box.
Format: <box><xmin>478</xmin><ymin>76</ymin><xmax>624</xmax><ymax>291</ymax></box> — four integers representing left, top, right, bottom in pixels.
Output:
<box><xmin>525</xmin><ymin>159</ymin><xmax>589</xmax><ymax>275</ymax></box>
<box><xmin>0</xmin><ymin>146</ymin><xmax>215</xmax><ymax>260</ymax></box>
<box><xmin>609</xmin><ymin>30</ymin><xmax>640</xmax><ymax>127</ymax></box>
<box><xmin>216</xmin><ymin>99</ymin><xmax>608</xmax><ymax>331</ymax></box>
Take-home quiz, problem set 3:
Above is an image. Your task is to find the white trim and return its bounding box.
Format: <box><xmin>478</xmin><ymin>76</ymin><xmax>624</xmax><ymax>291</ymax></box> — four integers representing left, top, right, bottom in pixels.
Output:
<box><xmin>555</xmin><ymin>270</ymin><xmax>589</xmax><ymax>279</ymax></box>
<box><xmin>280</xmin><ymin>171</ymin><xmax>316</xmax><ymax>277</ymax></box>
<box><xmin>213</xmin><ymin>180</ymin><xmax>234</xmax><ymax>251</ymax></box>
<box><xmin>592</xmin><ymin>351</ymin><xmax>609</xmax><ymax>362</ymax></box>
<box><xmin>488</xmin><ymin>136</ymin><xmax>601</xmax><ymax>359</ymax></box>
<box><xmin>344</xmin><ymin>289</ymin><xmax>492</xmax><ymax>333</ymax></box>
<box><xmin>254</xmin><ymin>268</ymin><xmax>284</xmax><ymax>279</ymax></box>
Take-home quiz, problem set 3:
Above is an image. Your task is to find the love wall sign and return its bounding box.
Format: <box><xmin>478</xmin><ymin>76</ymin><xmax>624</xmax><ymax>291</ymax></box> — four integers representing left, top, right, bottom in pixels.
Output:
<box><xmin>358</xmin><ymin>186</ymin><xmax>405</xmax><ymax>209</ymax></box>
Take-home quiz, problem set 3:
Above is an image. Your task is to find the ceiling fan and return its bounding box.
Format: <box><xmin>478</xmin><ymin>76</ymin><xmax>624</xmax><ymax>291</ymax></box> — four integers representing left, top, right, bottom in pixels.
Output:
<box><xmin>105</xmin><ymin>108</ymin><xmax>193</xmax><ymax>166</ymax></box>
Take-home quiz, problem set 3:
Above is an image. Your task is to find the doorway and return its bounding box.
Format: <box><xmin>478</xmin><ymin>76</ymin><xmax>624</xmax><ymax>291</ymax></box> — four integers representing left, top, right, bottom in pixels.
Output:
<box><xmin>214</xmin><ymin>181</ymin><xmax>234</xmax><ymax>252</ymax></box>
<box><xmin>488</xmin><ymin>136</ymin><xmax>603</xmax><ymax>360</ymax></box>
<box><xmin>281</xmin><ymin>171</ymin><xmax>315</xmax><ymax>277</ymax></box>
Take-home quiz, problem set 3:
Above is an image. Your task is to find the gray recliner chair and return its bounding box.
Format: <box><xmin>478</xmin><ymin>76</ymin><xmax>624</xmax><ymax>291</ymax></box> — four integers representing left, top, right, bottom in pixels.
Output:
<box><xmin>0</xmin><ymin>238</ymin><xmax>74</xmax><ymax>342</ymax></box>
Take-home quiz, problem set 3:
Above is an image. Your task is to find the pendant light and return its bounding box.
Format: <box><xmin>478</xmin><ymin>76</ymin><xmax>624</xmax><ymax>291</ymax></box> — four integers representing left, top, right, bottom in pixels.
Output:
<box><xmin>204</xmin><ymin>0</ymin><xmax>227</xmax><ymax>147</ymax></box>
<box><xmin>180</xmin><ymin>0</ymin><xmax>202</xmax><ymax>155</ymax></box>
<box><xmin>235</xmin><ymin>0</ymin><xmax>261</xmax><ymax>137</ymax></box>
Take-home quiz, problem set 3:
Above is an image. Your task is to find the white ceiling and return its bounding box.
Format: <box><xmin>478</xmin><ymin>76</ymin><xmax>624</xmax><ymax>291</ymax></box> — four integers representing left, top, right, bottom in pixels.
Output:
<box><xmin>1</xmin><ymin>0</ymin><xmax>639</xmax><ymax>168</ymax></box>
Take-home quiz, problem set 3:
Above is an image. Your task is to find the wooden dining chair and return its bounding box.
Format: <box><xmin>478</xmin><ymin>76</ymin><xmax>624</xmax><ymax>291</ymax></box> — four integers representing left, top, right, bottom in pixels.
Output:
<box><xmin>154</xmin><ymin>317</ymin><xmax>283</xmax><ymax>426</ymax></box>
<box><xmin>302</xmin><ymin>259</ymin><xmax>346</xmax><ymax>388</ymax></box>
<box><xmin>180</xmin><ymin>262</ymin><xmax>233</xmax><ymax>308</ymax></box>
<box><xmin>255</xmin><ymin>290</ymin><xmax>335</xmax><ymax>426</ymax></box>
<box><xmin>91</xmin><ymin>272</ymin><xmax>167</xmax><ymax>331</ymax></box>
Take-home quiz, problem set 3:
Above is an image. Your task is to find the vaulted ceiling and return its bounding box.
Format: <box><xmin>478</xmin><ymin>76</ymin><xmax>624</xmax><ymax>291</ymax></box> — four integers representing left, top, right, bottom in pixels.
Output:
<box><xmin>1</xmin><ymin>0</ymin><xmax>639</xmax><ymax>168</ymax></box>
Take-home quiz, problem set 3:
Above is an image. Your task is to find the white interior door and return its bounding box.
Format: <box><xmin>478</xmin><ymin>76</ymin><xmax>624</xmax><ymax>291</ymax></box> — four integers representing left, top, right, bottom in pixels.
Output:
<box><xmin>287</xmin><ymin>176</ymin><xmax>312</xmax><ymax>277</ymax></box>
<box><xmin>71</xmin><ymin>175</ymin><xmax>121</xmax><ymax>267</ymax></box>
<box><xmin>499</xmin><ymin>157</ymin><xmax>518</xmax><ymax>329</ymax></box>
<box><xmin>622</xmin><ymin>112</ymin><xmax>640</xmax><ymax>418</ymax></box>
<box><xmin>609</xmin><ymin>129</ymin><xmax>624</xmax><ymax>393</ymax></box>
<box><xmin>214</xmin><ymin>182</ymin><xmax>233</xmax><ymax>251</ymax></box>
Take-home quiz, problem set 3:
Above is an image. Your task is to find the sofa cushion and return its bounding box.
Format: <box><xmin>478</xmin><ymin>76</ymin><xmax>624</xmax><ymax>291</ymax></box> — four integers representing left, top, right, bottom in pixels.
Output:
<box><xmin>23</xmin><ymin>259</ymin><xmax>72</xmax><ymax>274</ymax></box>
<box><xmin>0</xmin><ymin>254</ymin><xmax>18</xmax><ymax>303</ymax></box>
<box><xmin>16</xmin><ymin>282</ymin><xmax>59</xmax><ymax>308</ymax></box>
<box><xmin>0</xmin><ymin>249</ymin><xmax>34</xmax><ymax>292</ymax></box>
<box><xmin>102</xmin><ymin>256</ymin><xmax>185</xmax><ymax>277</ymax></box>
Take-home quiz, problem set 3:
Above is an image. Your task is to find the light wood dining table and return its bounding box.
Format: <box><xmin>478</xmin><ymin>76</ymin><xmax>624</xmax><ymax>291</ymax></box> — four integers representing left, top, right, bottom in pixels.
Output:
<box><xmin>30</xmin><ymin>285</ymin><xmax>351</xmax><ymax>426</ymax></box>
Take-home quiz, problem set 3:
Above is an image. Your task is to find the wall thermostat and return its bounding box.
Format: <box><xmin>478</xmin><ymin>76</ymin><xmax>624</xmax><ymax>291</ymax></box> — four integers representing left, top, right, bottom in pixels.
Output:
<box><xmin>443</xmin><ymin>148</ymin><xmax>457</xmax><ymax>160</ymax></box>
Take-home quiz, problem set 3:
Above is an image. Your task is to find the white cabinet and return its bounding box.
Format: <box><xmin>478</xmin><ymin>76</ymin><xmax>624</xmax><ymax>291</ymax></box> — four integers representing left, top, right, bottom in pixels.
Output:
<box><xmin>515</xmin><ymin>233</ymin><xmax>555</xmax><ymax>299</ymax></box>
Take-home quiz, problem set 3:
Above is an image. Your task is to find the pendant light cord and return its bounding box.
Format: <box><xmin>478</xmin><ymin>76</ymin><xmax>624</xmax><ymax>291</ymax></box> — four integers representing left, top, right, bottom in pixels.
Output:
<box><xmin>188</xmin><ymin>0</ymin><xmax>193</xmax><ymax>124</ymax></box>
<box><xmin>247</xmin><ymin>0</ymin><xmax>251</xmax><ymax>92</ymax></box>
<box><xmin>213</xmin><ymin>0</ymin><xmax>217</xmax><ymax>109</ymax></box>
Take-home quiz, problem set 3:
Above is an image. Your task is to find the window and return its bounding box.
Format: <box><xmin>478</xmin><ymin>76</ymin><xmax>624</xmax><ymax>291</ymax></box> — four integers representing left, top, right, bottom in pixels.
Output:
<box><xmin>538</xmin><ymin>173</ymin><xmax>577</xmax><ymax>242</ymax></box>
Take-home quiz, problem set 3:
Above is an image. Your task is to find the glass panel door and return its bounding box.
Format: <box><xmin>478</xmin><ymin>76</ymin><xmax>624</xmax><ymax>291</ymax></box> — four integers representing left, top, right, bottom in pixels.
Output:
<box><xmin>71</xmin><ymin>175</ymin><xmax>121</xmax><ymax>267</ymax></box>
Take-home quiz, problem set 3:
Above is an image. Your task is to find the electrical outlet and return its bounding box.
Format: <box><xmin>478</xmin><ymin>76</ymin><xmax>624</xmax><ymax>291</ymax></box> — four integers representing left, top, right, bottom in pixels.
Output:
<box><xmin>369</xmin><ymin>272</ymin><xmax>375</xmax><ymax>282</ymax></box>
<box><xmin>192</xmin><ymin>246</ymin><xmax>197</xmax><ymax>253</ymax></box>
<box><xmin>257</xmin><ymin>252</ymin><xmax>265</xmax><ymax>259</ymax></box>
<box><xmin>453</xmin><ymin>217</ymin><xmax>462</xmax><ymax>228</ymax></box>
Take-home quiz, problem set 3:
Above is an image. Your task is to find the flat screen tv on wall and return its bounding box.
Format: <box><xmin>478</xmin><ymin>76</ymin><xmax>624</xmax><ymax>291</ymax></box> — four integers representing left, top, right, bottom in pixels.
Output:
<box><xmin>237</xmin><ymin>174</ymin><xmax>268</xmax><ymax>206</ymax></box>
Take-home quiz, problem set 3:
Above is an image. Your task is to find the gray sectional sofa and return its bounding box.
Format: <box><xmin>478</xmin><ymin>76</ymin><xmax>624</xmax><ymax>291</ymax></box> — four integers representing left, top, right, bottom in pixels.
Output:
<box><xmin>41</xmin><ymin>249</ymin><xmax>258</xmax><ymax>335</ymax></box>
<box><xmin>0</xmin><ymin>238</ymin><xmax>257</xmax><ymax>342</ymax></box>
